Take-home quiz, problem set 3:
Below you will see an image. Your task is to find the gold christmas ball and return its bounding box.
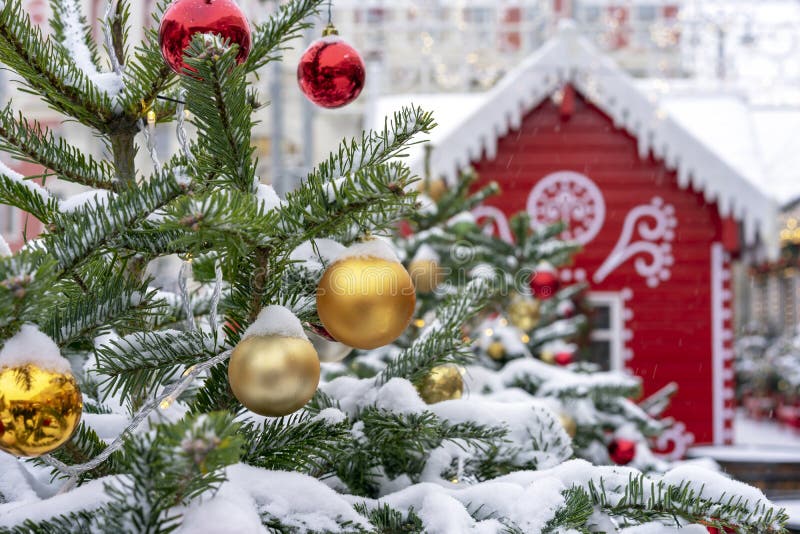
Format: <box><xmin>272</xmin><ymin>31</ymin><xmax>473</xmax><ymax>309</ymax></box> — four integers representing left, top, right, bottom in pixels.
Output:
<box><xmin>317</xmin><ymin>255</ymin><xmax>416</xmax><ymax>349</ymax></box>
<box><xmin>417</xmin><ymin>365</ymin><xmax>463</xmax><ymax>404</ymax></box>
<box><xmin>409</xmin><ymin>259</ymin><xmax>445</xmax><ymax>294</ymax></box>
<box><xmin>487</xmin><ymin>341</ymin><xmax>506</xmax><ymax>361</ymax></box>
<box><xmin>558</xmin><ymin>413</ymin><xmax>577</xmax><ymax>438</ymax></box>
<box><xmin>540</xmin><ymin>349</ymin><xmax>556</xmax><ymax>364</ymax></box>
<box><xmin>308</xmin><ymin>330</ymin><xmax>352</xmax><ymax>363</ymax></box>
<box><xmin>0</xmin><ymin>364</ymin><xmax>82</xmax><ymax>457</ymax></box>
<box><xmin>418</xmin><ymin>178</ymin><xmax>448</xmax><ymax>202</ymax></box>
<box><xmin>508</xmin><ymin>296</ymin><xmax>541</xmax><ymax>332</ymax></box>
<box><xmin>228</xmin><ymin>335</ymin><xmax>321</xmax><ymax>417</ymax></box>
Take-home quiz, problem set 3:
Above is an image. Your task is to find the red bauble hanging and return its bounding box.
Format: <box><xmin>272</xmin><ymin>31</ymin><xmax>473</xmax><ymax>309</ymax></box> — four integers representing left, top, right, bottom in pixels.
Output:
<box><xmin>608</xmin><ymin>438</ymin><xmax>636</xmax><ymax>465</ymax></box>
<box><xmin>297</xmin><ymin>24</ymin><xmax>366</xmax><ymax>109</ymax></box>
<box><xmin>554</xmin><ymin>350</ymin><xmax>573</xmax><ymax>366</ymax></box>
<box><xmin>530</xmin><ymin>265</ymin><xmax>560</xmax><ymax>300</ymax></box>
<box><xmin>159</xmin><ymin>0</ymin><xmax>252</xmax><ymax>75</ymax></box>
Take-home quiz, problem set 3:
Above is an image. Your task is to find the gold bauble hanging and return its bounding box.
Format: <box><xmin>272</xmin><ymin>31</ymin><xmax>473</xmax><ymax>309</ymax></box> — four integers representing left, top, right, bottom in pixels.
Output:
<box><xmin>540</xmin><ymin>349</ymin><xmax>556</xmax><ymax>364</ymax></box>
<box><xmin>558</xmin><ymin>413</ymin><xmax>577</xmax><ymax>438</ymax></box>
<box><xmin>307</xmin><ymin>330</ymin><xmax>352</xmax><ymax>363</ymax></box>
<box><xmin>418</xmin><ymin>178</ymin><xmax>448</xmax><ymax>202</ymax></box>
<box><xmin>409</xmin><ymin>259</ymin><xmax>445</xmax><ymax>294</ymax></box>
<box><xmin>487</xmin><ymin>341</ymin><xmax>506</xmax><ymax>361</ymax></box>
<box><xmin>316</xmin><ymin>255</ymin><xmax>416</xmax><ymax>349</ymax></box>
<box><xmin>228</xmin><ymin>335</ymin><xmax>321</xmax><ymax>417</ymax></box>
<box><xmin>417</xmin><ymin>365</ymin><xmax>463</xmax><ymax>404</ymax></box>
<box><xmin>508</xmin><ymin>296</ymin><xmax>541</xmax><ymax>332</ymax></box>
<box><xmin>0</xmin><ymin>364</ymin><xmax>82</xmax><ymax>457</ymax></box>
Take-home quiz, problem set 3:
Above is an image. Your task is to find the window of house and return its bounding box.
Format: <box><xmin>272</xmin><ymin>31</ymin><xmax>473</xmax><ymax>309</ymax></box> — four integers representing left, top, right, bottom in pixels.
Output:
<box><xmin>586</xmin><ymin>292</ymin><xmax>624</xmax><ymax>371</ymax></box>
<box><xmin>0</xmin><ymin>204</ymin><xmax>19</xmax><ymax>240</ymax></box>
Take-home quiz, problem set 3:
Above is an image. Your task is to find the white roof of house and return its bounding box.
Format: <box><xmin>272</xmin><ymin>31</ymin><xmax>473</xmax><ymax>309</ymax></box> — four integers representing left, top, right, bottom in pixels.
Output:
<box><xmin>372</xmin><ymin>21</ymin><xmax>781</xmax><ymax>255</ymax></box>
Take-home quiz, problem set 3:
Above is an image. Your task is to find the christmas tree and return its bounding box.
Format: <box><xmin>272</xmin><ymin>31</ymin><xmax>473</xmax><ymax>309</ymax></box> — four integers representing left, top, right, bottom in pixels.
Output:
<box><xmin>355</xmin><ymin>173</ymin><xmax>685</xmax><ymax>472</ymax></box>
<box><xmin>0</xmin><ymin>0</ymin><xmax>789</xmax><ymax>532</ymax></box>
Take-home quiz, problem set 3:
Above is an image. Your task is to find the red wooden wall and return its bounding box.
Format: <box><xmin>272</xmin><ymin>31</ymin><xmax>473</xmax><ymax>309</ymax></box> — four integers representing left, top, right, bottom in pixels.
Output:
<box><xmin>471</xmin><ymin>89</ymin><xmax>733</xmax><ymax>446</ymax></box>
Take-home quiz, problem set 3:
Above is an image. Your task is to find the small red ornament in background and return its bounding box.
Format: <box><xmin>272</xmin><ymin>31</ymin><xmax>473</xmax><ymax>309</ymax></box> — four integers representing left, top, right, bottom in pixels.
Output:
<box><xmin>307</xmin><ymin>322</ymin><xmax>337</xmax><ymax>342</ymax></box>
<box><xmin>298</xmin><ymin>24</ymin><xmax>365</xmax><ymax>109</ymax></box>
<box><xmin>608</xmin><ymin>438</ymin><xmax>636</xmax><ymax>465</ymax></box>
<box><xmin>705</xmin><ymin>523</ymin><xmax>736</xmax><ymax>534</ymax></box>
<box><xmin>554</xmin><ymin>351</ymin><xmax>573</xmax><ymax>366</ymax></box>
<box><xmin>530</xmin><ymin>264</ymin><xmax>560</xmax><ymax>300</ymax></box>
<box><xmin>159</xmin><ymin>0</ymin><xmax>252</xmax><ymax>75</ymax></box>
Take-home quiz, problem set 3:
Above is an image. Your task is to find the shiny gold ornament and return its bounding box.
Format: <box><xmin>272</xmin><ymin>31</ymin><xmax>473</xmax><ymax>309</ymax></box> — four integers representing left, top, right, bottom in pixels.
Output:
<box><xmin>409</xmin><ymin>259</ymin><xmax>445</xmax><ymax>294</ymax></box>
<box><xmin>487</xmin><ymin>341</ymin><xmax>506</xmax><ymax>361</ymax></box>
<box><xmin>540</xmin><ymin>349</ymin><xmax>556</xmax><ymax>364</ymax></box>
<box><xmin>418</xmin><ymin>178</ymin><xmax>447</xmax><ymax>202</ymax></box>
<box><xmin>317</xmin><ymin>255</ymin><xmax>416</xmax><ymax>349</ymax></box>
<box><xmin>0</xmin><ymin>364</ymin><xmax>82</xmax><ymax>457</ymax></box>
<box><xmin>417</xmin><ymin>365</ymin><xmax>463</xmax><ymax>404</ymax></box>
<box><xmin>307</xmin><ymin>330</ymin><xmax>352</xmax><ymax>363</ymax></box>
<box><xmin>508</xmin><ymin>296</ymin><xmax>541</xmax><ymax>332</ymax></box>
<box><xmin>228</xmin><ymin>335</ymin><xmax>320</xmax><ymax>417</ymax></box>
<box><xmin>558</xmin><ymin>413</ymin><xmax>577</xmax><ymax>438</ymax></box>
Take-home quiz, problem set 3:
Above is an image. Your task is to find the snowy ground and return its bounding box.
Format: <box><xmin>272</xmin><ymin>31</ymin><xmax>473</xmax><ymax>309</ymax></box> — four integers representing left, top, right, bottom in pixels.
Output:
<box><xmin>732</xmin><ymin>411</ymin><xmax>800</xmax><ymax>529</ymax></box>
<box><xmin>735</xmin><ymin>410</ymin><xmax>800</xmax><ymax>448</ymax></box>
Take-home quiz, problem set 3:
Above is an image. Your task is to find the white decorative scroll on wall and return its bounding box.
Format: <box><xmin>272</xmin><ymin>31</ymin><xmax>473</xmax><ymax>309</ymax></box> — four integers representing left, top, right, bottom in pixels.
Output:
<box><xmin>472</xmin><ymin>205</ymin><xmax>514</xmax><ymax>243</ymax></box>
<box><xmin>652</xmin><ymin>421</ymin><xmax>695</xmax><ymax>460</ymax></box>
<box><xmin>594</xmin><ymin>197</ymin><xmax>677</xmax><ymax>288</ymax></box>
<box><xmin>526</xmin><ymin>171</ymin><xmax>606</xmax><ymax>246</ymax></box>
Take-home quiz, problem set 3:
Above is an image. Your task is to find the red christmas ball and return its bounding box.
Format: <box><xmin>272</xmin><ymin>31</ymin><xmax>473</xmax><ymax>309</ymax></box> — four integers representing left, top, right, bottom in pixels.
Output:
<box><xmin>159</xmin><ymin>0</ymin><xmax>252</xmax><ymax>75</ymax></box>
<box><xmin>530</xmin><ymin>269</ymin><xmax>560</xmax><ymax>300</ymax></box>
<box><xmin>554</xmin><ymin>351</ymin><xmax>573</xmax><ymax>366</ymax></box>
<box><xmin>608</xmin><ymin>438</ymin><xmax>636</xmax><ymax>465</ymax></box>
<box><xmin>297</xmin><ymin>32</ymin><xmax>365</xmax><ymax>108</ymax></box>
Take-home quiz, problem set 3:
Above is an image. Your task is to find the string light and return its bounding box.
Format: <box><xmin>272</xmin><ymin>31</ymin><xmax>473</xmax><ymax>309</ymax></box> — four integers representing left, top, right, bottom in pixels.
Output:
<box><xmin>414</xmin><ymin>319</ymin><xmax>426</xmax><ymax>328</ymax></box>
<box><xmin>521</xmin><ymin>334</ymin><xmax>530</xmax><ymax>343</ymax></box>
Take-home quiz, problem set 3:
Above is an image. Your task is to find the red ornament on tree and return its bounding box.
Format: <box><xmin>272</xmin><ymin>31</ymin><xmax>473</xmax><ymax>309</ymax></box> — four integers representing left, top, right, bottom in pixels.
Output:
<box><xmin>159</xmin><ymin>0</ymin><xmax>252</xmax><ymax>75</ymax></box>
<box><xmin>608</xmin><ymin>438</ymin><xmax>636</xmax><ymax>465</ymax></box>
<box><xmin>297</xmin><ymin>24</ymin><xmax>365</xmax><ymax>109</ymax></box>
<box><xmin>554</xmin><ymin>350</ymin><xmax>573</xmax><ymax>366</ymax></box>
<box><xmin>530</xmin><ymin>264</ymin><xmax>560</xmax><ymax>300</ymax></box>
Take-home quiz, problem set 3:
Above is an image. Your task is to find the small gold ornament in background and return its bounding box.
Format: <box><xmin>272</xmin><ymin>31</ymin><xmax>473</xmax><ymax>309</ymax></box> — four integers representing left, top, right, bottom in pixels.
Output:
<box><xmin>417</xmin><ymin>365</ymin><xmax>463</xmax><ymax>404</ymax></box>
<box><xmin>307</xmin><ymin>330</ymin><xmax>352</xmax><ymax>363</ymax></box>
<box><xmin>317</xmin><ymin>253</ymin><xmax>416</xmax><ymax>350</ymax></box>
<box><xmin>228</xmin><ymin>335</ymin><xmax>320</xmax><ymax>417</ymax></box>
<box><xmin>409</xmin><ymin>259</ymin><xmax>445</xmax><ymax>294</ymax></box>
<box><xmin>0</xmin><ymin>364</ymin><xmax>82</xmax><ymax>457</ymax></box>
<box><xmin>418</xmin><ymin>178</ymin><xmax>447</xmax><ymax>202</ymax></box>
<box><xmin>558</xmin><ymin>413</ymin><xmax>577</xmax><ymax>438</ymax></box>
<box><xmin>487</xmin><ymin>341</ymin><xmax>506</xmax><ymax>361</ymax></box>
<box><xmin>508</xmin><ymin>295</ymin><xmax>541</xmax><ymax>332</ymax></box>
<box><xmin>540</xmin><ymin>349</ymin><xmax>556</xmax><ymax>364</ymax></box>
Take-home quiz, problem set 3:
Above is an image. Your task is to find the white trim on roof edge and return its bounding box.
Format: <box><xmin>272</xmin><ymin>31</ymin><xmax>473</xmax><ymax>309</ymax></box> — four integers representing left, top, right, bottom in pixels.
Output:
<box><xmin>415</xmin><ymin>20</ymin><xmax>778</xmax><ymax>257</ymax></box>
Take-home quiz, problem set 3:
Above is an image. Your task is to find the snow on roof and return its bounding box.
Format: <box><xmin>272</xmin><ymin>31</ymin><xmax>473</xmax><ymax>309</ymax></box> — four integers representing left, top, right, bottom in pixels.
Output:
<box><xmin>373</xmin><ymin>21</ymin><xmax>780</xmax><ymax>255</ymax></box>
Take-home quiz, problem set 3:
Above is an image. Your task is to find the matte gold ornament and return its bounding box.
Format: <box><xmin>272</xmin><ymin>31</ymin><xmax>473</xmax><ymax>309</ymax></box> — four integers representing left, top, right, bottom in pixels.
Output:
<box><xmin>487</xmin><ymin>341</ymin><xmax>506</xmax><ymax>361</ymax></box>
<box><xmin>558</xmin><ymin>413</ymin><xmax>577</xmax><ymax>438</ymax></box>
<box><xmin>228</xmin><ymin>335</ymin><xmax>320</xmax><ymax>417</ymax></box>
<box><xmin>409</xmin><ymin>259</ymin><xmax>445</xmax><ymax>294</ymax></box>
<box><xmin>417</xmin><ymin>365</ymin><xmax>463</xmax><ymax>404</ymax></box>
<box><xmin>0</xmin><ymin>364</ymin><xmax>82</xmax><ymax>457</ymax></box>
<box><xmin>540</xmin><ymin>349</ymin><xmax>556</xmax><ymax>364</ymax></box>
<box><xmin>508</xmin><ymin>296</ymin><xmax>540</xmax><ymax>332</ymax></box>
<box><xmin>308</xmin><ymin>330</ymin><xmax>352</xmax><ymax>363</ymax></box>
<box><xmin>317</xmin><ymin>254</ymin><xmax>416</xmax><ymax>349</ymax></box>
<box><xmin>418</xmin><ymin>178</ymin><xmax>447</xmax><ymax>202</ymax></box>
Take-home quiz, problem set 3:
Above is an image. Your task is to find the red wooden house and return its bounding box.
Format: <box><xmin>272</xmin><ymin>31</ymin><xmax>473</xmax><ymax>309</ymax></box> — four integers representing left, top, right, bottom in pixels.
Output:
<box><xmin>412</xmin><ymin>22</ymin><xmax>778</xmax><ymax>452</ymax></box>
